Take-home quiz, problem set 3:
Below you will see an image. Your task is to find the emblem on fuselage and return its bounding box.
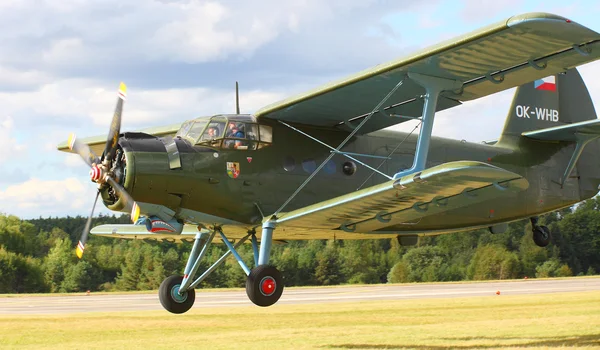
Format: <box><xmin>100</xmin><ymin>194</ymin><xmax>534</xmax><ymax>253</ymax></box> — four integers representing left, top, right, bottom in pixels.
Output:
<box><xmin>227</xmin><ymin>162</ymin><xmax>240</xmax><ymax>179</ymax></box>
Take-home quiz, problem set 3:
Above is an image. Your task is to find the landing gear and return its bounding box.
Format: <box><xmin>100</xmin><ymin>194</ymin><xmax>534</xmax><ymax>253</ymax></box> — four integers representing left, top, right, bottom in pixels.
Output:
<box><xmin>158</xmin><ymin>221</ymin><xmax>283</xmax><ymax>313</ymax></box>
<box><xmin>159</xmin><ymin>275</ymin><xmax>195</xmax><ymax>314</ymax></box>
<box><xmin>246</xmin><ymin>265</ymin><xmax>284</xmax><ymax>307</ymax></box>
<box><xmin>533</xmin><ymin>225</ymin><xmax>551</xmax><ymax>247</ymax></box>
<box><xmin>530</xmin><ymin>217</ymin><xmax>551</xmax><ymax>247</ymax></box>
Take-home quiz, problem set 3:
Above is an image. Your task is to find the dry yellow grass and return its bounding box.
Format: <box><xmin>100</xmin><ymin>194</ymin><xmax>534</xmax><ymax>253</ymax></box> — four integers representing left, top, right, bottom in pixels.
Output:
<box><xmin>0</xmin><ymin>291</ymin><xmax>599</xmax><ymax>349</ymax></box>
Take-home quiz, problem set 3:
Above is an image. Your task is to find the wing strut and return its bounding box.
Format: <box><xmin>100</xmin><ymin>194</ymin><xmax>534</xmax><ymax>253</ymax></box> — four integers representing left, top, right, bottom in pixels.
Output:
<box><xmin>393</xmin><ymin>73</ymin><xmax>462</xmax><ymax>180</ymax></box>
<box><xmin>278</xmin><ymin>120</ymin><xmax>392</xmax><ymax>179</ymax></box>
<box><xmin>272</xmin><ymin>76</ymin><xmax>408</xmax><ymax>217</ymax></box>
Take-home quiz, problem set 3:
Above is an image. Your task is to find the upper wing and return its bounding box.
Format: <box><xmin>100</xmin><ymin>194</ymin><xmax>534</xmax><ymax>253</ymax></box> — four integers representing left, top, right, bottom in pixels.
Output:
<box><xmin>57</xmin><ymin>123</ymin><xmax>181</xmax><ymax>156</ymax></box>
<box><xmin>273</xmin><ymin>161</ymin><xmax>529</xmax><ymax>233</ymax></box>
<box><xmin>255</xmin><ymin>13</ymin><xmax>600</xmax><ymax>134</ymax></box>
<box><xmin>522</xmin><ymin>119</ymin><xmax>600</xmax><ymax>141</ymax></box>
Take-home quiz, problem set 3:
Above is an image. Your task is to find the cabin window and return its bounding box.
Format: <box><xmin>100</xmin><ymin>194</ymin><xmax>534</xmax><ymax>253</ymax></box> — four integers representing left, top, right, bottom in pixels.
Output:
<box><xmin>324</xmin><ymin>160</ymin><xmax>336</xmax><ymax>174</ymax></box>
<box><xmin>259</xmin><ymin>125</ymin><xmax>272</xmax><ymax>143</ymax></box>
<box><xmin>302</xmin><ymin>159</ymin><xmax>316</xmax><ymax>173</ymax></box>
<box><xmin>283</xmin><ymin>156</ymin><xmax>296</xmax><ymax>171</ymax></box>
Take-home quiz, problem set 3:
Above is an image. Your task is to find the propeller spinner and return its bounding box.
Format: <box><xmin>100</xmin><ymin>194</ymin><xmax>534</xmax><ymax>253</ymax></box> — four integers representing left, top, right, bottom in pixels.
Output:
<box><xmin>69</xmin><ymin>82</ymin><xmax>138</xmax><ymax>259</ymax></box>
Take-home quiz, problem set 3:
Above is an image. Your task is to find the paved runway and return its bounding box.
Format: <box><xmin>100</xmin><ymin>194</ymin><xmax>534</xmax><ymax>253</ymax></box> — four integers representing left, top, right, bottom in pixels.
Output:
<box><xmin>1</xmin><ymin>277</ymin><xmax>598</xmax><ymax>315</ymax></box>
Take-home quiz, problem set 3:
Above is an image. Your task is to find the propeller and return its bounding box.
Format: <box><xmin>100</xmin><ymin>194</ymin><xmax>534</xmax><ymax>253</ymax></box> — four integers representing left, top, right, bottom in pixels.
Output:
<box><xmin>76</xmin><ymin>191</ymin><xmax>99</xmax><ymax>259</ymax></box>
<box><xmin>67</xmin><ymin>134</ymin><xmax>100</xmax><ymax>167</ymax></box>
<box><xmin>69</xmin><ymin>82</ymin><xmax>139</xmax><ymax>259</ymax></box>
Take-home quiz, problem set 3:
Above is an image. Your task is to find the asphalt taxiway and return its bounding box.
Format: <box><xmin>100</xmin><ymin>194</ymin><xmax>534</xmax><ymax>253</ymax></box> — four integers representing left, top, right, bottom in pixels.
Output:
<box><xmin>1</xmin><ymin>277</ymin><xmax>598</xmax><ymax>315</ymax></box>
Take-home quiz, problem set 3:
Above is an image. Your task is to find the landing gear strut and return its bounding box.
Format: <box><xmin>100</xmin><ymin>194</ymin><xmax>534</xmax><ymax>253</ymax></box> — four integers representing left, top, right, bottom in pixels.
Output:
<box><xmin>530</xmin><ymin>216</ymin><xmax>551</xmax><ymax>247</ymax></box>
<box><xmin>158</xmin><ymin>222</ymin><xmax>284</xmax><ymax>314</ymax></box>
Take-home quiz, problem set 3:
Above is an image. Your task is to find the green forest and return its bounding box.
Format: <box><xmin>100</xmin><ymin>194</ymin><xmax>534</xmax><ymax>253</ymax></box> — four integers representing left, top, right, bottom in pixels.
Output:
<box><xmin>1</xmin><ymin>198</ymin><xmax>599</xmax><ymax>294</ymax></box>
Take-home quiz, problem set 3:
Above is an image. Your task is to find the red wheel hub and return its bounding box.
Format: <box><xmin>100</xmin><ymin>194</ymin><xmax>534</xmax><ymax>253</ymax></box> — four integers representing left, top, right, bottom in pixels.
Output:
<box><xmin>260</xmin><ymin>277</ymin><xmax>276</xmax><ymax>296</ymax></box>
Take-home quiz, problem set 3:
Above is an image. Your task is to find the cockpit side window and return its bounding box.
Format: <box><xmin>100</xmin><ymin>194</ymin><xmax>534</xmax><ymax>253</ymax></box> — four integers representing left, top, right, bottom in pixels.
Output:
<box><xmin>223</xmin><ymin>122</ymin><xmax>256</xmax><ymax>150</ymax></box>
<box><xmin>258</xmin><ymin>125</ymin><xmax>273</xmax><ymax>149</ymax></box>
<box><xmin>198</xmin><ymin>121</ymin><xmax>226</xmax><ymax>147</ymax></box>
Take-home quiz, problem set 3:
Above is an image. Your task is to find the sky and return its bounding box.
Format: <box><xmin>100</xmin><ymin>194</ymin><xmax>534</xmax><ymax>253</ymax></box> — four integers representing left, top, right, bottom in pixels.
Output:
<box><xmin>1</xmin><ymin>0</ymin><xmax>600</xmax><ymax>219</ymax></box>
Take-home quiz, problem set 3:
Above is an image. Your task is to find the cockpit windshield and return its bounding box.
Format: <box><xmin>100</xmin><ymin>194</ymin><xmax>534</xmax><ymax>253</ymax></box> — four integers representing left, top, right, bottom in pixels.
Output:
<box><xmin>175</xmin><ymin>121</ymin><xmax>193</xmax><ymax>138</ymax></box>
<box><xmin>175</xmin><ymin>118</ymin><xmax>210</xmax><ymax>144</ymax></box>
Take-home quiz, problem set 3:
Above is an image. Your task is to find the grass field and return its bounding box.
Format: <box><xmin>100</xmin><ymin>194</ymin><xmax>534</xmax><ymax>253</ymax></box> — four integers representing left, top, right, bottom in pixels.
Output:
<box><xmin>0</xmin><ymin>291</ymin><xmax>599</xmax><ymax>349</ymax></box>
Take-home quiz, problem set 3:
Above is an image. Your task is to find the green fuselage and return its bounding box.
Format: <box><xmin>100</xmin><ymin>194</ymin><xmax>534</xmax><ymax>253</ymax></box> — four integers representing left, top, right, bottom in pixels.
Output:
<box><xmin>112</xmin><ymin>122</ymin><xmax>600</xmax><ymax>235</ymax></box>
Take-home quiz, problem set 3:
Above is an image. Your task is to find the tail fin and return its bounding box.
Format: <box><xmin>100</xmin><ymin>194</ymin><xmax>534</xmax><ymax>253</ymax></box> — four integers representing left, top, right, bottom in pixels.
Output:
<box><xmin>498</xmin><ymin>68</ymin><xmax>597</xmax><ymax>144</ymax></box>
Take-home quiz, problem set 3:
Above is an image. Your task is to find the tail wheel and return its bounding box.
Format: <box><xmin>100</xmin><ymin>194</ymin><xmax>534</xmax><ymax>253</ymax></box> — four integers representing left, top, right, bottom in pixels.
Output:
<box><xmin>246</xmin><ymin>265</ymin><xmax>284</xmax><ymax>307</ymax></box>
<box><xmin>533</xmin><ymin>225</ymin><xmax>551</xmax><ymax>247</ymax></box>
<box><xmin>159</xmin><ymin>275</ymin><xmax>195</xmax><ymax>314</ymax></box>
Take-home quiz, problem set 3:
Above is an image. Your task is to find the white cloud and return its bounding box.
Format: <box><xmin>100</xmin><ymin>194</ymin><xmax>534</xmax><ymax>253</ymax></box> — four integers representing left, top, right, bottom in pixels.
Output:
<box><xmin>0</xmin><ymin>116</ymin><xmax>26</xmax><ymax>163</ymax></box>
<box><xmin>0</xmin><ymin>65</ymin><xmax>50</xmax><ymax>90</ymax></box>
<box><xmin>459</xmin><ymin>0</ymin><xmax>523</xmax><ymax>22</ymax></box>
<box><xmin>0</xmin><ymin>78</ymin><xmax>285</xmax><ymax>131</ymax></box>
<box><xmin>0</xmin><ymin>177</ymin><xmax>94</xmax><ymax>217</ymax></box>
<box><xmin>63</xmin><ymin>153</ymin><xmax>85</xmax><ymax>168</ymax></box>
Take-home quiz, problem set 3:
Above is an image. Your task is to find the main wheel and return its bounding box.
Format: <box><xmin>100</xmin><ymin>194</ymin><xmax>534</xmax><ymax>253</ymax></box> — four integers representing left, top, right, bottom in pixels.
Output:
<box><xmin>159</xmin><ymin>275</ymin><xmax>195</xmax><ymax>314</ymax></box>
<box><xmin>533</xmin><ymin>225</ymin><xmax>551</xmax><ymax>247</ymax></box>
<box><xmin>246</xmin><ymin>265</ymin><xmax>284</xmax><ymax>307</ymax></box>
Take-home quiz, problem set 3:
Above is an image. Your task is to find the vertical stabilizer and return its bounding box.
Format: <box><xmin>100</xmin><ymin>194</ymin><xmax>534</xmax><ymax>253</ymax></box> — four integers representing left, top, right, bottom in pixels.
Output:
<box><xmin>498</xmin><ymin>68</ymin><xmax>597</xmax><ymax>144</ymax></box>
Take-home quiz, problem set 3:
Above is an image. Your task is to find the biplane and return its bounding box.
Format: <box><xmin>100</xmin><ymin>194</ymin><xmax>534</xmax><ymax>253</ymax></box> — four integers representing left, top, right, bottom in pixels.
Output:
<box><xmin>59</xmin><ymin>12</ymin><xmax>600</xmax><ymax>313</ymax></box>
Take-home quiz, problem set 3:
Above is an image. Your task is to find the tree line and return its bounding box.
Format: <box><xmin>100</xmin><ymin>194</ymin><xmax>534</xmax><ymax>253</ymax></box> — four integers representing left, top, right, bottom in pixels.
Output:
<box><xmin>1</xmin><ymin>198</ymin><xmax>599</xmax><ymax>293</ymax></box>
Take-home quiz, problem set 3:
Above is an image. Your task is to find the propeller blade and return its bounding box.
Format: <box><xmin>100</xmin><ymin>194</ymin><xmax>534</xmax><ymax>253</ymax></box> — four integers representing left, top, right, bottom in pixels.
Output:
<box><xmin>76</xmin><ymin>191</ymin><xmax>100</xmax><ymax>259</ymax></box>
<box><xmin>104</xmin><ymin>82</ymin><xmax>127</xmax><ymax>162</ymax></box>
<box><xmin>105</xmin><ymin>176</ymin><xmax>139</xmax><ymax>223</ymax></box>
<box><xmin>68</xmin><ymin>133</ymin><xmax>100</xmax><ymax>167</ymax></box>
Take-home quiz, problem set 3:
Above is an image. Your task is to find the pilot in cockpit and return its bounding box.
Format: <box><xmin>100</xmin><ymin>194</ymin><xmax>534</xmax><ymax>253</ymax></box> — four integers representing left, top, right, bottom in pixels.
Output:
<box><xmin>201</xmin><ymin>126</ymin><xmax>219</xmax><ymax>141</ymax></box>
<box><xmin>224</xmin><ymin>124</ymin><xmax>246</xmax><ymax>149</ymax></box>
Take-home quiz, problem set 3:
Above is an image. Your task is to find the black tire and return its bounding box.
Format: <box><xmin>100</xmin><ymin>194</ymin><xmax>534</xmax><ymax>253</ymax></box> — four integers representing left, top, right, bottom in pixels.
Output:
<box><xmin>533</xmin><ymin>225</ymin><xmax>551</xmax><ymax>247</ymax></box>
<box><xmin>159</xmin><ymin>275</ymin><xmax>195</xmax><ymax>314</ymax></box>
<box><xmin>246</xmin><ymin>265</ymin><xmax>284</xmax><ymax>307</ymax></box>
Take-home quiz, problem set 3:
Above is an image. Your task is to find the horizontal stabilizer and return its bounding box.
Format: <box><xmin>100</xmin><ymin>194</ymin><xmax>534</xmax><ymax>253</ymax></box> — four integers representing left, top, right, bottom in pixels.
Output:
<box><xmin>522</xmin><ymin>119</ymin><xmax>600</xmax><ymax>141</ymax></box>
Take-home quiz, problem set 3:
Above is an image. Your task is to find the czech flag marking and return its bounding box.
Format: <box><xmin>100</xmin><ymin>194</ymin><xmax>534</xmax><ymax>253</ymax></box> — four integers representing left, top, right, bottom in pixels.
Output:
<box><xmin>534</xmin><ymin>76</ymin><xmax>556</xmax><ymax>92</ymax></box>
